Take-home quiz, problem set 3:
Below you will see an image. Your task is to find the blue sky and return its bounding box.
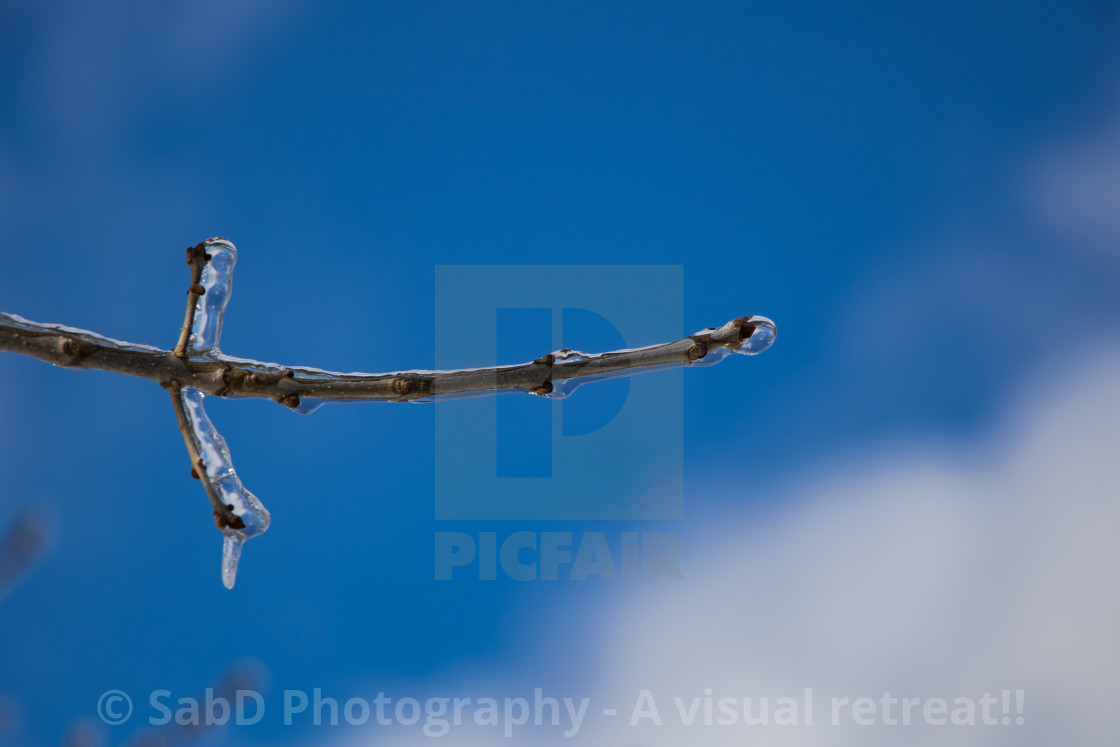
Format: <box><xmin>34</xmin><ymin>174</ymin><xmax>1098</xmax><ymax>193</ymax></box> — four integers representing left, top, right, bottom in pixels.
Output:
<box><xmin>1</xmin><ymin>2</ymin><xmax>1119</xmax><ymax>745</ymax></box>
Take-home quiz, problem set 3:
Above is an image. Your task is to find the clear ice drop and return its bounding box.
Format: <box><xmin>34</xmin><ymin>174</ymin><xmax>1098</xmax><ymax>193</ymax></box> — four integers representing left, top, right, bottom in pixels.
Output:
<box><xmin>737</xmin><ymin>315</ymin><xmax>776</xmax><ymax>355</ymax></box>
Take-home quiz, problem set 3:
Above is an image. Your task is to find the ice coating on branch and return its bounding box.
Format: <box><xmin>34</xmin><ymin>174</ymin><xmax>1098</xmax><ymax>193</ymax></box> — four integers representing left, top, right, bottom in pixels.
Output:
<box><xmin>539</xmin><ymin>315</ymin><xmax>778</xmax><ymax>398</ymax></box>
<box><xmin>543</xmin><ymin>362</ymin><xmax>681</xmax><ymax>400</ymax></box>
<box><xmin>739</xmin><ymin>315</ymin><xmax>777</xmax><ymax>354</ymax></box>
<box><xmin>166</xmin><ymin>239</ymin><xmax>770</xmax><ymax>586</ymax></box>
<box><xmin>282</xmin><ymin>316</ymin><xmax>778</xmax><ymax>407</ymax></box>
<box><xmin>0</xmin><ymin>312</ymin><xmax>167</xmax><ymax>355</ymax></box>
<box><xmin>188</xmin><ymin>238</ymin><xmax>237</xmax><ymax>355</ymax></box>
<box><xmin>690</xmin><ymin>315</ymin><xmax>777</xmax><ymax>367</ymax></box>
<box><xmin>179</xmin><ymin>386</ymin><xmax>270</xmax><ymax>589</ymax></box>
<box><xmin>177</xmin><ymin>239</ymin><xmax>269</xmax><ymax>587</ymax></box>
<box><xmin>2</xmin><ymin>229</ymin><xmax>782</xmax><ymax>591</ymax></box>
<box><xmin>552</xmin><ymin>349</ymin><xmax>590</xmax><ymax>363</ymax></box>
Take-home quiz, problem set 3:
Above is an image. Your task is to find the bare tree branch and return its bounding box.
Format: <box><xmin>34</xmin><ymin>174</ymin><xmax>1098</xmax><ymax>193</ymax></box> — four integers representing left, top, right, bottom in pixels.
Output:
<box><xmin>0</xmin><ymin>312</ymin><xmax>775</xmax><ymax>408</ymax></box>
<box><xmin>0</xmin><ymin>237</ymin><xmax>777</xmax><ymax>587</ymax></box>
<box><xmin>167</xmin><ymin>381</ymin><xmax>244</xmax><ymax>532</ymax></box>
<box><xmin>172</xmin><ymin>244</ymin><xmax>211</xmax><ymax>358</ymax></box>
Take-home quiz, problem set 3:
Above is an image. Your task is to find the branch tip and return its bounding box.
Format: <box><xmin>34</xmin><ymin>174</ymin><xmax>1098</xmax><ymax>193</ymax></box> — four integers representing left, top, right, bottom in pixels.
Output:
<box><xmin>185</xmin><ymin>243</ymin><xmax>213</xmax><ymax>265</ymax></box>
<box><xmin>733</xmin><ymin>317</ymin><xmax>758</xmax><ymax>342</ymax></box>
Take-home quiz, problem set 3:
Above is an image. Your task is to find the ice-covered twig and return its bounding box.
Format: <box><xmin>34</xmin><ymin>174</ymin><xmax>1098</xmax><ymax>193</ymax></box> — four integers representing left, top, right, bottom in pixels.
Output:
<box><xmin>167</xmin><ymin>240</ymin><xmax>269</xmax><ymax>588</ymax></box>
<box><xmin>167</xmin><ymin>383</ymin><xmax>243</xmax><ymax>531</ymax></box>
<box><xmin>0</xmin><ymin>237</ymin><xmax>777</xmax><ymax>588</ymax></box>
<box><xmin>0</xmin><ymin>312</ymin><xmax>777</xmax><ymax>407</ymax></box>
<box><xmin>170</xmin><ymin>384</ymin><xmax>270</xmax><ymax>589</ymax></box>
<box><xmin>172</xmin><ymin>243</ymin><xmax>209</xmax><ymax>357</ymax></box>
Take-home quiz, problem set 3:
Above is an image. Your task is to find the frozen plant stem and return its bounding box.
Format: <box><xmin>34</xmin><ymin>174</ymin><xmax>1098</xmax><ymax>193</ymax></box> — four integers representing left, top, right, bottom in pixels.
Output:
<box><xmin>172</xmin><ymin>243</ymin><xmax>209</xmax><ymax>358</ymax></box>
<box><xmin>171</xmin><ymin>383</ymin><xmax>271</xmax><ymax>589</ymax></box>
<box><xmin>0</xmin><ymin>238</ymin><xmax>777</xmax><ymax>588</ymax></box>
<box><xmin>167</xmin><ymin>381</ymin><xmax>242</xmax><ymax>532</ymax></box>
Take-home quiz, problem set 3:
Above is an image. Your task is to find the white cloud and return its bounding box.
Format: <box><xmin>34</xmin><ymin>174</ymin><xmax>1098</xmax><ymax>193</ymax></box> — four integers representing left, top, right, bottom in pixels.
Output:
<box><xmin>578</xmin><ymin>345</ymin><xmax>1120</xmax><ymax>745</ymax></box>
<box><xmin>327</xmin><ymin>345</ymin><xmax>1120</xmax><ymax>747</ymax></box>
<box><xmin>0</xmin><ymin>0</ymin><xmax>297</xmax><ymax>160</ymax></box>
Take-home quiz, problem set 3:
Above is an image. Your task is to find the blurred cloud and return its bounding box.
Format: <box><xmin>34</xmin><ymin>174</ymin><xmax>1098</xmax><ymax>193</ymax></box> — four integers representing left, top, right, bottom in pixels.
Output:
<box><xmin>341</xmin><ymin>343</ymin><xmax>1120</xmax><ymax>746</ymax></box>
<box><xmin>0</xmin><ymin>0</ymin><xmax>305</xmax><ymax>307</ymax></box>
<box><xmin>18</xmin><ymin>0</ymin><xmax>296</xmax><ymax>142</ymax></box>
<box><xmin>0</xmin><ymin>0</ymin><xmax>301</xmax><ymax>238</ymax></box>
<box><xmin>578</xmin><ymin>345</ymin><xmax>1120</xmax><ymax>745</ymax></box>
<box><xmin>1026</xmin><ymin>89</ymin><xmax>1120</xmax><ymax>255</ymax></box>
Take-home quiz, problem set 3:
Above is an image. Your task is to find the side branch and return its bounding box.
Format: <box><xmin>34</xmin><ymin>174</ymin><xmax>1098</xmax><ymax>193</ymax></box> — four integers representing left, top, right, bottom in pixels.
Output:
<box><xmin>172</xmin><ymin>243</ymin><xmax>212</xmax><ymax>357</ymax></box>
<box><xmin>0</xmin><ymin>312</ymin><xmax>775</xmax><ymax>408</ymax></box>
<box><xmin>166</xmin><ymin>382</ymin><xmax>244</xmax><ymax>531</ymax></box>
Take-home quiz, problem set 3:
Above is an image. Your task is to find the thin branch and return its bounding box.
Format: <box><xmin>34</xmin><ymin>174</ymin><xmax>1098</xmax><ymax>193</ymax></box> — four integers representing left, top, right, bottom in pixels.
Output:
<box><xmin>168</xmin><ymin>240</ymin><xmax>246</xmax><ymax>534</ymax></box>
<box><xmin>0</xmin><ymin>312</ymin><xmax>775</xmax><ymax>409</ymax></box>
<box><xmin>167</xmin><ymin>381</ymin><xmax>244</xmax><ymax>531</ymax></box>
<box><xmin>172</xmin><ymin>242</ymin><xmax>211</xmax><ymax>358</ymax></box>
<box><xmin>0</xmin><ymin>236</ymin><xmax>777</xmax><ymax>588</ymax></box>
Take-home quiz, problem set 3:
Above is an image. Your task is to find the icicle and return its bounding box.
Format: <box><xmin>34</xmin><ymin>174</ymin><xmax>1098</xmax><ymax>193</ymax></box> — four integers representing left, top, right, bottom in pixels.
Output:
<box><xmin>179</xmin><ymin>386</ymin><xmax>270</xmax><ymax>588</ymax></box>
<box><xmin>222</xmin><ymin>532</ymin><xmax>245</xmax><ymax>590</ymax></box>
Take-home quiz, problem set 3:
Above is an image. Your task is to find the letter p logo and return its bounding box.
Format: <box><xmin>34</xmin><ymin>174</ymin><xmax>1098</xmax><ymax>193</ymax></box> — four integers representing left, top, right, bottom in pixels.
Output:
<box><xmin>434</xmin><ymin>266</ymin><xmax>684</xmax><ymax>520</ymax></box>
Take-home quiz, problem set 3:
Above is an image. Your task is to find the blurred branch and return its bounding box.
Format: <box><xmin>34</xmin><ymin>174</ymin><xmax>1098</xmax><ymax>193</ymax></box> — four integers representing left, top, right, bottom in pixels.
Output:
<box><xmin>0</xmin><ymin>509</ymin><xmax>50</xmax><ymax>602</ymax></box>
<box><xmin>122</xmin><ymin>659</ymin><xmax>269</xmax><ymax>747</ymax></box>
